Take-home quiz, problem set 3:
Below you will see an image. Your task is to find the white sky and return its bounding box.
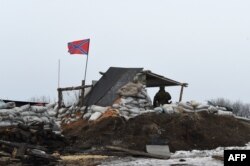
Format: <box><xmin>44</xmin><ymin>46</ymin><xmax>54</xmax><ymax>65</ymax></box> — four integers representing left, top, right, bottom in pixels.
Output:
<box><xmin>0</xmin><ymin>0</ymin><xmax>249</xmax><ymax>103</ymax></box>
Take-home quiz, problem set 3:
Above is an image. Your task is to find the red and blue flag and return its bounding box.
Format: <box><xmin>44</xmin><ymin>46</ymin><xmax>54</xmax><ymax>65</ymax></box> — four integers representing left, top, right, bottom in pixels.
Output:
<box><xmin>68</xmin><ymin>39</ymin><xmax>90</xmax><ymax>55</ymax></box>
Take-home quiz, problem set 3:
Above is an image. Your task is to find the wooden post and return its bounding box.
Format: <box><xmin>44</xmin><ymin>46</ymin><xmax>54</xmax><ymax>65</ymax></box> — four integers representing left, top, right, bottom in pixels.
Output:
<box><xmin>57</xmin><ymin>88</ymin><xmax>63</xmax><ymax>109</ymax></box>
<box><xmin>179</xmin><ymin>85</ymin><xmax>184</xmax><ymax>102</ymax></box>
<box><xmin>80</xmin><ymin>80</ymin><xmax>85</xmax><ymax>106</ymax></box>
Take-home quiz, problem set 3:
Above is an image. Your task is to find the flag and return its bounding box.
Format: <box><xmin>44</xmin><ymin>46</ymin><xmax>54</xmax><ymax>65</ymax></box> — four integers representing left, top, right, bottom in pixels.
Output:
<box><xmin>68</xmin><ymin>39</ymin><xmax>90</xmax><ymax>55</ymax></box>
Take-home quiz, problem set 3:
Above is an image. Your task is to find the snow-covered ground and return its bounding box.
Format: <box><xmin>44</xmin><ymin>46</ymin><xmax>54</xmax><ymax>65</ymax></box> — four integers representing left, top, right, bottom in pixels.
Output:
<box><xmin>100</xmin><ymin>142</ymin><xmax>250</xmax><ymax>166</ymax></box>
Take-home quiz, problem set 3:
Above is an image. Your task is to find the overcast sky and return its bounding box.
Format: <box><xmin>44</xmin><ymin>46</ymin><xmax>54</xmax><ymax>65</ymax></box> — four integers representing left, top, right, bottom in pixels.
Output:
<box><xmin>0</xmin><ymin>0</ymin><xmax>249</xmax><ymax>103</ymax></box>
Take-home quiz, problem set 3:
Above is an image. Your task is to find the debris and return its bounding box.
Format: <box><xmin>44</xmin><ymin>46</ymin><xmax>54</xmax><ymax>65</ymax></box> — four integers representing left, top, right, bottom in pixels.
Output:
<box><xmin>106</xmin><ymin>146</ymin><xmax>170</xmax><ymax>159</ymax></box>
<box><xmin>146</xmin><ymin>145</ymin><xmax>170</xmax><ymax>157</ymax></box>
<box><xmin>0</xmin><ymin>140</ymin><xmax>59</xmax><ymax>165</ymax></box>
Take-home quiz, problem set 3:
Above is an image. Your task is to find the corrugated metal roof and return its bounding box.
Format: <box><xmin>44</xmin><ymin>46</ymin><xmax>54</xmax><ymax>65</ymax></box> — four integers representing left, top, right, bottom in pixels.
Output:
<box><xmin>143</xmin><ymin>71</ymin><xmax>188</xmax><ymax>87</ymax></box>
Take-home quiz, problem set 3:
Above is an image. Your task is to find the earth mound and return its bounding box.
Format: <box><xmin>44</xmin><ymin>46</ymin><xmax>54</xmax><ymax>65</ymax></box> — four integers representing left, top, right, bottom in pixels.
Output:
<box><xmin>63</xmin><ymin>112</ymin><xmax>250</xmax><ymax>152</ymax></box>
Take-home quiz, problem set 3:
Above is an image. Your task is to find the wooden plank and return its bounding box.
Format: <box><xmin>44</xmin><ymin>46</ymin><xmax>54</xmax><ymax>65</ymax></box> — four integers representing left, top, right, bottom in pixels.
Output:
<box><xmin>58</xmin><ymin>85</ymin><xmax>92</xmax><ymax>91</ymax></box>
<box><xmin>106</xmin><ymin>146</ymin><xmax>170</xmax><ymax>159</ymax></box>
<box><xmin>80</xmin><ymin>80</ymin><xmax>85</xmax><ymax>106</ymax></box>
<box><xmin>179</xmin><ymin>85</ymin><xmax>184</xmax><ymax>102</ymax></box>
<box><xmin>57</xmin><ymin>89</ymin><xmax>63</xmax><ymax>109</ymax></box>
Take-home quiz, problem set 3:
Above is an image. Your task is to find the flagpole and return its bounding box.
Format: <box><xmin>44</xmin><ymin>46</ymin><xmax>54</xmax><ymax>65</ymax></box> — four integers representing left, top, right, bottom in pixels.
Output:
<box><xmin>83</xmin><ymin>55</ymin><xmax>89</xmax><ymax>85</ymax></box>
<box><xmin>83</xmin><ymin>39</ymin><xmax>90</xmax><ymax>85</ymax></box>
<box><xmin>58</xmin><ymin>59</ymin><xmax>61</xmax><ymax>88</ymax></box>
<box><xmin>81</xmin><ymin>39</ymin><xmax>90</xmax><ymax>106</ymax></box>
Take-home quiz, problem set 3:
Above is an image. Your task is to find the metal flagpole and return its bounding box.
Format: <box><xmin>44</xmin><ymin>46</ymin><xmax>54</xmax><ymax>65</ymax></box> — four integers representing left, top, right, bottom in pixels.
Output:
<box><xmin>83</xmin><ymin>54</ymin><xmax>89</xmax><ymax>85</ymax></box>
<box><xmin>58</xmin><ymin>59</ymin><xmax>61</xmax><ymax>88</ymax></box>
<box><xmin>81</xmin><ymin>39</ymin><xmax>90</xmax><ymax>106</ymax></box>
<box><xmin>83</xmin><ymin>39</ymin><xmax>90</xmax><ymax>85</ymax></box>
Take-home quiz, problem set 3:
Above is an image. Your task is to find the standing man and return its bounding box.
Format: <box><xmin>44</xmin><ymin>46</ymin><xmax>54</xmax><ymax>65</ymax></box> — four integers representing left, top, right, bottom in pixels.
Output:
<box><xmin>153</xmin><ymin>86</ymin><xmax>172</xmax><ymax>107</ymax></box>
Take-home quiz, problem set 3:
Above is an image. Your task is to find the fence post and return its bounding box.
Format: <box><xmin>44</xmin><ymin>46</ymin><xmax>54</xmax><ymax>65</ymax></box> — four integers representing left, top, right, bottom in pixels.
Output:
<box><xmin>80</xmin><ymin>80</ymin><xmax>85</xmax><ymax>106</ymax></box>
<box><xmin>57</xmin><ymin>88</ymin><xmax>63</xmax><ymax>109</ymax></box>
<box><xmin>179</xmin><ymin>85</ymin><xmax>184</xmax><ymax>102</ymax></box>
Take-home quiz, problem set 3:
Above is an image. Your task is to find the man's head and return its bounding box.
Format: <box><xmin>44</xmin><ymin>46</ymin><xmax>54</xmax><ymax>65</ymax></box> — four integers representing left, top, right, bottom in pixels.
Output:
<box><xmin>160</xmin><ymin>86</ymin><xmax>165</xmax><ymax>91</ymax></box>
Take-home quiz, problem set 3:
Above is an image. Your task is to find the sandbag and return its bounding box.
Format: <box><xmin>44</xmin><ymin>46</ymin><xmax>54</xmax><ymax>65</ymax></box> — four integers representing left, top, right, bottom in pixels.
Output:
<box><xmin>137</xmin><ymin>92</ymin><xmax>146</xmax><ymax>99</ymax></box>
<box><xmin>217</xmin><ymin>110</ymin><xmax>233</xmax><ymax>116</ymax></box>
<box><xmin>138</xmin><ymin>99</ymin><xmax>148</xmax><ymax>104</ymax></box>
<box><xmin>190</xmin><ymin>100</ymin><xmax>201</xmax><ymax>108</ymax></box>
<box><xmin>31</xmin><ymin>106</ymin><xmax>47</xmax><ymax>113</ymax></box>
<box><xmin>40</xmin><ymin>117</ymin><xmax>50</xmax><ymax>124</ymax></box>
<box><xmin>0</xmin><ymin>100</ymin><xmax>5</xmax><ymax>106</ymax></box>
<box><xmin>140</xmin><ymin>110</ymin><xmax>154</xmax><ymax>114</ymax></box>
<box><xmin>130</xmin><ymin>113</ymin><xmax>139</xmax><ymax>118</ymax></box>
<box><xmin>21</xmin><ymin>111</ymin><xmax>38</xmax><ymax>116</ymax></box>
<box><xmin>122</xmin><ymin>97</ymin><xmax>135</xmax><ymax>104</ymax></box>
<box><xmin>19</xmin><ymin>104</ymin><xmax>31</xmax><ymax>112</ymax></box>
<box><xmin>58</xmin><ymin>108</ymin><xmax>67</xmax><ymax>114</ymax></box>
<box><xmin>196</xmin><ymin>104</ymin><xmax>210</xmax><ymax>110</ymax></box>
<box><xmin>23</xmin><ymin>116</ymin><xmax>43</xmax><ymax>125</ymax></box>
<box><xmin>181</xmin><ymin>107</ymin><xmax>195</xmax><ymax>113</ymax></box>
<box><xmin>53</xmin><ymin>104</ymin><xmax>59</xmax><ymax>112</ymax></box>
<box><xmin>140</xmin><ymin>108</ymin><xmax>146</xmax><ymax>112</ymax></box>
<box><xmin>119</xmin><ymin>107</ymin><xmax>129</xmax><ymax>112</ymax></box>
<box><xmin>118</xmin><ymin>82</ymin><xmax>143</xmax><ymax>97</ymax></box>
<box><xmin>112</xmin><ymin>104</ymin><xmax>120</xmax><ymax>109</ymax></box>
<box><xmin>126</xmin><ymin>104</ymin><xmax>140</xmax><ymax>109</ymax></box>
<box><xmin>120</xmin><ymin>110</ymin><xmax>129</xmax><ymax>116</ymax></box>
<box><xmin>127</xmin><ymin>108</ymin><xmax>140</xmax><ymax>114</ymax></box>
<box><xmin>162</xmin><ymin>104</ymin><xmax>175</xmax><ymax>114</ymax></box>
<box><xmin>47</xmin><ymin>110</ymin><xmax>57</xmax><ymax>117</ymax></box>
<box><xmin>208</xmin><ymin>106</ymin><xmax>218</xmax><ymax>113</ymax></box>
<box><xmin>89</xmin><ymin>112</ymin><xmax>102</xmax><ymax>121</ymax></box>
<box><xmin>90</xmin><ymin>105</ymin><xmax>108</xmax><ymax>113</ymax></box>
<box><xmin>80</xmin><ymin>106</ymin><xmax>86</xmax><ymax>112</ymax></box>
<box><xmin>0</xmin><ymin>109</ymin><xmax>16</xmax><ymax>116</ymax></box>
<box><xmin>154</xmin><ymin>107</ymin><xmax>164</xmax><ymax>113</ymax></box>
<box><xmin>123</xmin><ymin>115</ymin><xmax>130</xmax><ymax>121</ymax></box>
<box><xmin>178</xmin><ymin>102</ymin><xmax>194</xmax><ymax>110</ymax></box>
<box><xmin>195</xmin><ymin>109</ymin><xmax>209</xmax><ymax>113</ymax></box>
<box><xmin>46</xmin><ymin>103</ymin><xmax>56</xmax><ymax>109</ymax></box>
<box><xmin>0</xmin><ymin>102</ymin><xmax>16</xmax><ymax>109</ymax></box>
<box><xmin>83</xmin><ymin>112</ymin><xmax>92</xmax><ymax>120</ymax></box>
<box><xmin>0</xmin><ymin>121</ymin><xmax>14</xmax><ymax>127</ymax></box>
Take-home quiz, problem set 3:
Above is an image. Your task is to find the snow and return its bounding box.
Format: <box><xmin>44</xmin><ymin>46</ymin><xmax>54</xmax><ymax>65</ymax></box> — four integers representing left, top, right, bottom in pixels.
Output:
<box><xmin>100</xmin><ymin>143</ymin><xmax>250</xmax><ymax>166</ymax></box>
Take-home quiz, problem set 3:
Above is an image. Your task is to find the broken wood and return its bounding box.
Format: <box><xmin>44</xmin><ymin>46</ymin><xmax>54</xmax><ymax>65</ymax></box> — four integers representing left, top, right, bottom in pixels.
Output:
<box><xmin>0</xmin><ymin>140</ymin><xmax>47</xmax><ymax>152</ymax></box>
<box><xmin>57</xmin><ymin>84</ymin><xmax>92</xmax><ymax>108</ymax></box>
<box><xmin>106</xmin><ymin>145</ymin><xmax>170</xmax><ymax>159</ymax></box>
<box><xmin>58</xmin><ymin>85</ymin><xmax>92</xmax><ymax>91</ymax></box>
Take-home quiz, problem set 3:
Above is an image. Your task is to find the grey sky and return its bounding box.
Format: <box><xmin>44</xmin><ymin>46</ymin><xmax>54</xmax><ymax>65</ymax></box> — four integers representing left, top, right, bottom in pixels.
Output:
<box><xmin>0</xmin><ymin>0</ymin><xmax>249</xmax><ymax>103</ymax></box>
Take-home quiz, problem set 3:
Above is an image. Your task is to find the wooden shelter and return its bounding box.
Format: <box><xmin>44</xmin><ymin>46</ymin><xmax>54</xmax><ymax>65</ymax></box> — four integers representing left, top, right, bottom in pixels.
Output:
<box><xmin>84</xmin><ymin>67</ymin><xmax>188</xmax><ymax>107</ymax></box>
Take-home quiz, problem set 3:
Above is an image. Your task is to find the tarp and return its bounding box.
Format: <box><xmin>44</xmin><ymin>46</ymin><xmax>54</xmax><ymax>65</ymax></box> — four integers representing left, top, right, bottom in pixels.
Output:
<box><xmin>84</xmin><ymin>67</ymin><xmax>143</xmax><ymax>106</ymax></box>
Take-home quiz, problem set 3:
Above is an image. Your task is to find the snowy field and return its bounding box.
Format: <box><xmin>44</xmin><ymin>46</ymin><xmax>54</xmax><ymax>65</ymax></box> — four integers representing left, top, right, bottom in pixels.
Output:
<box><xmin>100</xmin><ymin>142</ymin><xmax>250</xmax><ymax>166</ymax></box>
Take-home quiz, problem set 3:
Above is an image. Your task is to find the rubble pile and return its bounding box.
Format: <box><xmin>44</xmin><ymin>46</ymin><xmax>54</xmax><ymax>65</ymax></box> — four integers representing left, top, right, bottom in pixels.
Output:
<box><xmin>0</xmin><ymin>101</ymin><xmax>63</xmax><ymax>165</ymax></box>
<box><xmin>0</xmin><ymin>101</ymin><xmax>65</xmax><ymax>150</ymax></box>
<box><xmin>0</xmin><ymin>140</ymin><xmax>59</xmax><ymax>165</ymax></box>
